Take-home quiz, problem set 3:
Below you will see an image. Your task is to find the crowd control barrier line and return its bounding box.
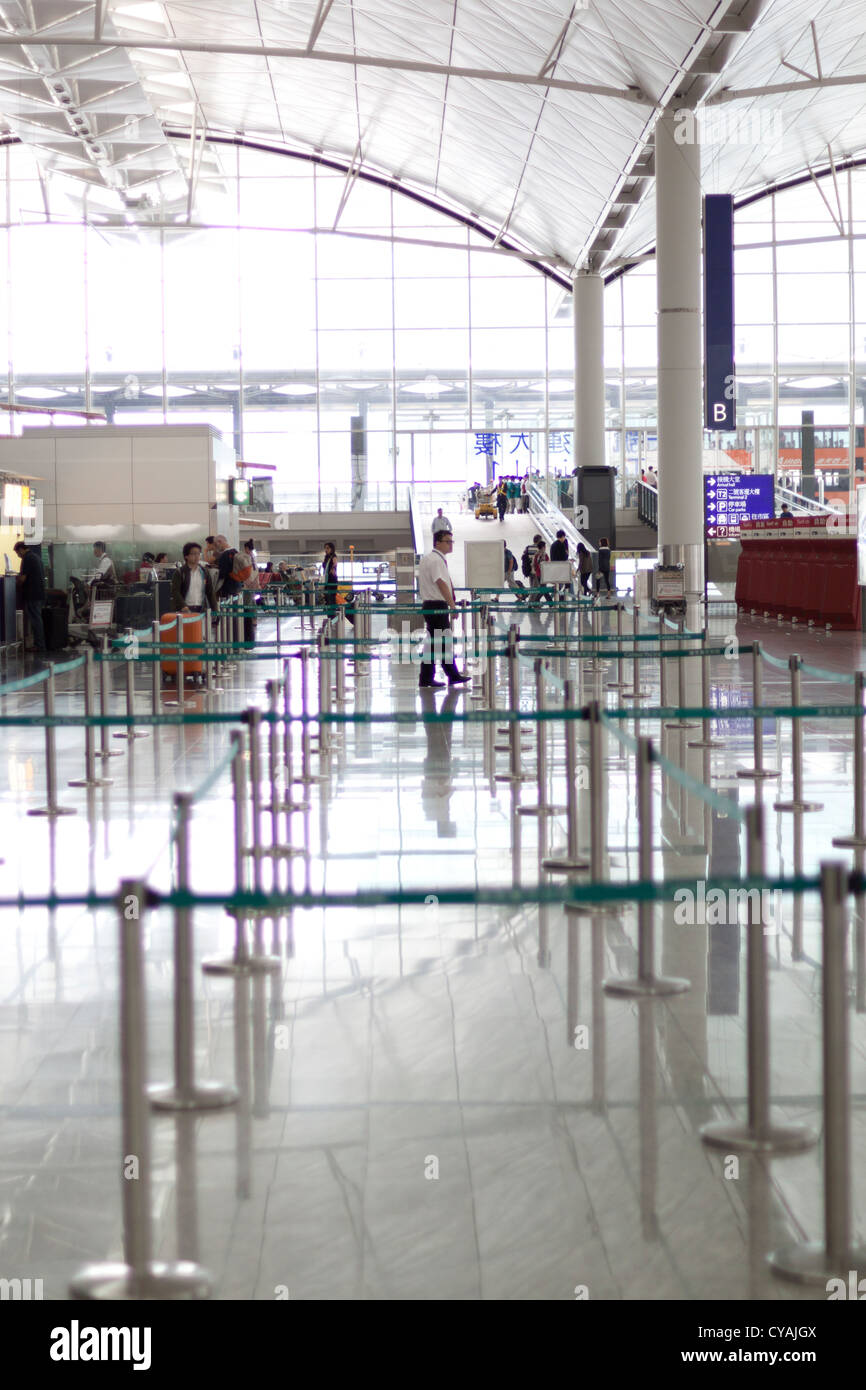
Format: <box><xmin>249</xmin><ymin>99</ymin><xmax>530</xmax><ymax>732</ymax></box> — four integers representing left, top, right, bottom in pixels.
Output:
<box><xmin>601</xmin><ymin>711</ymin><xmax>748</xmax><ymax>823</ymax></box>
<box><xmin>27</xmin><ymin>667</ymin><xmax>77</xmax><ymax>819</ymax></box>
<box><xmin>0</xmin><ymin>872</ymin><xmax>827</xmax><ymax>916</ymax></box>
<box><xmin>773</xmin><ymin>655</ymin><xmax>825</xmax><ymax>814</ymax></box>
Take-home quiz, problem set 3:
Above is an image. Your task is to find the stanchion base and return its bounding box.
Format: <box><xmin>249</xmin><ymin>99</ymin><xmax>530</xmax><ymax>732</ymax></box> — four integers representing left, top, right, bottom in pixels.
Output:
<box><xmin>736</xmin><ymin>768</ymin><xmax>781</xmax><ymax>780</ymax></box>
<box><xmin>70</xmin><ymin>1260</ymin><xmax>212</xmax><ymax>1301</ymax></box>
<box><xmin>768</xmin><ymin>1241</ymin><xmax>866</xmax><ymax>1286</ymax></box>
<box><xmin>664</xmin><ymin>722</ymin><xmax>700</xmax><ymax>731</ymax></box>
<box><xmin>518</xmin><ymin>803</ymin><xmax>568</xmax><ymax>817</ymax></box>
<box><xmin>28</xmin><ymin>805</ymin><xmax>76</xmax><ymax>817</ymax></box>
<box><xmin>621</xmin><ymin>690</ymin><xmax>650</xmax><ymax>700</ymax></box>
<box><xmin>253</xmin><ymin>845</ymin><xmax>309</xmax><ymax>860</ymax></box>
<box><xmin>112</xmin><ymin>731</ymin><xmax>150</xmax><ymax>740</ymax></box>
<box><xmin>603</xmin><ymin>974</ymin><xmax>690</xmax><ymax>997</ymax></box>
<box><xmin>541</xmin><ymin>857</ymin><xmax>589</xmax><ymax>873</ymax></box>
<box><xmin>494</xmin><ymin>772</ymin><xmax>534</xmax><ymax>783</ymax></box>
<box><xmin>97</xmin><ymin>749</ymin><xmax>124</xmax><ymax>759</ymax></box>
<box><xmin>148</xmin><ymin>1080</ymin><xmax>238</xmax><ymax>1112</ymax></box>
<box><xmin>774</xmin><ymin>799</ymin><xmax>824</xmax><ymax>813</ymax></box>
<box><xmin>687</xmin><ymin>739</ymin><xmax>725</xmax><ymax>749</ymax></box>
<box><xmin>700</xmin><ymin>1119</ymin><xmax>817</xmax><ymax>1155</ymax></box>
<box><xmin>275</xmin><ymin>800</ymin><xmax>311</xmax><ymax>813</ymax></box>
<box><xmin>68</xmin><ymin>777</ymin><xmax>114</xmax><ymax>788</ymax></box>
<box><xmin>203</xmin><ymin>952</ymin><xmax>281</xmax><ymax>977</ymax></box>
<box><xmin>832</xmin><ymin>834</ymin><xmax>866</xmax><ymax>848</ymax></box>
<box><xmin>292</xmin><ymin>774</ymin><xmax>327</xmax><ymax>785</ymax></box>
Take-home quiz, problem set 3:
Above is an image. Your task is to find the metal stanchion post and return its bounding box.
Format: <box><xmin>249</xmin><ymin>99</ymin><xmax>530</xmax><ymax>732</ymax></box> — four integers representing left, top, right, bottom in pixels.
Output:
<box><xmin>335</xmin><ymin>607</ymin><xmax>347</xmax><ymax>703</ymax></box>
<box><xmin>151</xmin><ymin>620</ymin><xmax>161</xmax><ymax>715</ymax></box>
<box><xmin>292</xmin><ymin>649</ymin><xmax>324</xmax><ymax>785</ymax></box>
<box><xmin>150</xmin><ymin>795</ymin><xmax>237</xmax><ymax>1111</ymax></box>
<box><xmin>688</xmin><ymin>648</ymin><xmax>725</xmax><ymax>750</ymax></box>
<box><xmin>541</xmin><ymin>680</ymin><xmax>589</xmax><ymax>873</ymax></box>
<box><xmin>69</xmin><ymin>879</ymin><xmax>212</xmax><ymax>1299</ymax></box>
<box><xmin>70</xmin><ymin>648</ymin><xmax>113</xmax><ymax>789</ymax></box>
<box><xmin>833</xmin><ymin>672</ymin><xmax>866</xmax><ymax>847</ymax></box>
<box><xmin>113</xmin><ymin>650</ymin><xmax>149</xmax><ymax>740</ymax></box>
<box><xmin>204</xmin><ymin>734</ymin><xmax>280</xmax><ymax>977</ymax></box>
<box><xmin>519</xmin><ymin>659</ymin><xmax>566</xmax><ymax>817</ymax></box>
<box><xmin>97</xmin><ymin>638</ymin><xmax>123</xmax><ymax>760</ymax></box>
<box><xmin>737</xmin><ymin>641</ymin><xmax>780</xmax><ymax>781</ymax></box>
<box><xmin>606</xmin><ymin>603</ymin><xmax>625</xmax><ymax>690</ymax></box>
<box><xmin>623</xmin><ymin>603</ymin><xmax>649</xmax><ymax>699</ymax></box>
<box><xmin>666</xmin><ymin>618</ymin><xmax>699</xmax><ymax>730</ymax></box>
<box><xmin>775</xmin><ymin>654</ymin><xmax>823</xmax><ymax>812</ymax></box>
<box><xmin>495</xmin><ymin>626</ymin><xmax>531</xmax><ymax>783</ymax></box>
<box><xmin>770</xmin><ymin>861</ymin><xmax>866</xmax><ymax>1282</ymax></box>
<box><xmin>29</xmin><ymin>668</ymin><xmax>77</xmax><ymax>817</ymax></box>
<box><xmin>604</xmin><ymin>737</ymin><xmax>689</xmax><ymax>996</ymax></box>
<box><xmin>701</xmin><ymin>805</ymin><xmax>816</xmax><ymax>1154</ymax></box>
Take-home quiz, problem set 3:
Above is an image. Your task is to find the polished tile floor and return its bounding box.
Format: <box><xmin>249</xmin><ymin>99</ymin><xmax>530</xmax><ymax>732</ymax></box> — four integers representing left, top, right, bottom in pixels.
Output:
<box><xmin>0</xmin><ymin>588</ymin><xmax>865</xmax><ymax>1301</ymax></box>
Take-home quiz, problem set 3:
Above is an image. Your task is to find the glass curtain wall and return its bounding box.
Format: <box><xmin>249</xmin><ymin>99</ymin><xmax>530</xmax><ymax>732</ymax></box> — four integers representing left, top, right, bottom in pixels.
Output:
<box><xmin>3</xmin><ymin>137</ymin><xmax>866</xmax><ymax>510</ymax></box>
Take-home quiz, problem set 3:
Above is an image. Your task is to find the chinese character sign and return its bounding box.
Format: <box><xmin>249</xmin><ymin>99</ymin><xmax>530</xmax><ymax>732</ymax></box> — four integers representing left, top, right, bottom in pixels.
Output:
<box><xmin>704</xmin><ymin>474</ymin><xmax>774</xmax><ymax>537</ymax></box>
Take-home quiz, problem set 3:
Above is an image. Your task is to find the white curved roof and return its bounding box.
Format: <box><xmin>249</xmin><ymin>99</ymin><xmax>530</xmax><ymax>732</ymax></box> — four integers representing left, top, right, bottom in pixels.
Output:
<box><xmin>0</xmin><ymin>0</ymin><xmax>864</xmax><ymax>268</ymax></box>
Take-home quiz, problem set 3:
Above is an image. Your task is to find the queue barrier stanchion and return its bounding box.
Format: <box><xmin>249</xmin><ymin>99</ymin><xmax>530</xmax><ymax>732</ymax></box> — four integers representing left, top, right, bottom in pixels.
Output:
<box><xmin>264</xmin><ymin>679</ymin><xmax>308</xmax><ymax>860</ymax></box>
<box><xmin>775</xmin><ymin>654</ymin><xmax>823</xmax><ymax>813</ymax></box>
<box><xmin>495</xmin><ymin>626</ymin><xmax>531</xmax><ymax>784</ymax></box>
<box><xmin>69</xmin><ymin>647</ymin><xmax>113</xmax><ymax>789</ymax></box>
<box><xmin>335</xmin><ymin>606</ymin><xmax>347</xmax><ymax>704</ymax></box>
<box><xmin>519</xmin><ymin>659</ymin><xmax>566</xmax><ymax>818</ymax></box>
<box><xmin>28</xmin><ymin>667</ymin><xmax>76</xmax><ymax>818</ymax></box>
<box><xmin>112</xmin><ymin>646</ymin><xmax>149</xmax><ymax>741</ymax></box>
<box><xmin>566</xmin><ymin>700</ymin><xmax>621</xmax><ymax>916</ymax></box>
<box><xmin>150</xmin><ymin>794</ymin><xmax>237</xmax><ymax>1112</ymax></box>
<box><xmin>241</xmin><ymin>706</ymin><xmax>282</xmax><ymax>967</ymax></box>
<box><xmin>292</xmin><ymin>649</ymin><xmax>325</xmax><ymax>786</ymax></box>
<box><xmin>701</xmin><ymin>804</ymin><xmax>817</xmax><ymax>1155</ymax></box>
<box><xmin>668</xmin><ymin>618</ymin><xmax>700</xmax><ymax>730</ymax></box>
<box><xmin>203</xmin><ymin>732</ymin><xmax>280</xmax><ymax>977</ymax></box>
<box><xmin>69</xmin><ymin>879</ymin><xmax>212</xmax><ymax>1300</ymax></box>
<box><xmin>606</xmin><ymin>604</ymin><xmax>626</xmax><ymax>691</ymax></box>
<box><xmin>833</xmin><ymin>672</ymin><xmax>866</xmax><ymax>848</ymax></box>
<box><xmin>736</xmin><ymin>642</ymin><xmax>780</xmax><ymax>781</ymax></box>
<box><xmin>151</xmin><ymin>620</ymin><xmax>161</xmax><ymax>715</ymax></box>
<box><xmin>623</xmin><ymin>604</ymin><xmax>649</xmax><ymax>700</ymax></box>
<box><xmin>687</xmin><ymin>648</ymin><xmax>724</xmax><ymax>750</ymax></box>
<box><xmin>604</xmin><ymin>736</ymin><xmax>689</xmax><ymax>997</ymax></box>
<box><xmin>279</xmin><ymin>658</ymin><xmax>310</xmax><ymax>813</ymax></box>
<box><xmin>541</xmin><ymin>681</ymin><xmax>589</xmax><ymax>874</ymax></box>
<box><xmin>97</xmin><ymin>634</ymin><xmax>123</xmax><ymax>761</ymax></box>
<box><xmin>770</xmin><ymin>861</ymin><xmax>866</xmax><ymax>1283</ymax></box>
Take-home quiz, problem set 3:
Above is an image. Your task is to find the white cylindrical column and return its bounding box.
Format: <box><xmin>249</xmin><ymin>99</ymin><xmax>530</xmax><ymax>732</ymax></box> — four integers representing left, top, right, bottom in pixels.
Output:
<box><xmin>656</xmin><ymin>111</ymin><xmax>704</xmax><ymax>598</ymax></box>
<box><xmin>574</xmin><ymin>271</ymin><xmax>605</xmax><ymax>471</ymax></box>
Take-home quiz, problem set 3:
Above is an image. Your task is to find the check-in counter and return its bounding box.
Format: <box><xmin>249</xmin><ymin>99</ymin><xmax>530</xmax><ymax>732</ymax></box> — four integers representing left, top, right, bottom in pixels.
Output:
<box><xmin>735</xmin><ymin>516</ymin><xmax>861</xmax><ymax>629</ymax></box>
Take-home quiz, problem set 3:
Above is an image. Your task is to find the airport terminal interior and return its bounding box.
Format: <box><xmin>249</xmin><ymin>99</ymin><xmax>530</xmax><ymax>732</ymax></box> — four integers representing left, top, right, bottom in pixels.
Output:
<box><xmin>2</xmin><ymin>0</ymin><xmax>866</xmax><ymax>1309</ymax></box>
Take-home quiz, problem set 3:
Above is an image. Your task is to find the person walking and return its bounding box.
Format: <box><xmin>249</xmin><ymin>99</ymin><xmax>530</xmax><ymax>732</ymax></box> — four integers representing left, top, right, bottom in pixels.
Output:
<box><xmin>14</xmin><ymin>541</ymin><xmax>46</xmax><ymax>654</ymax></box>
<box><xmin>432</xmin><ymin>508</ymin><xmax>452</xmax><ymax>537</ymax></box>
<box><xmin>417</xmin><ymin>524</ymin><xmax>470</xmax><ymax>689</ymax></box>
<box><xmin>496</xmin><ymin>479</ymin><xmax>508</xmax><ymax>522</ymax></box>
<box><xmin>503</xmin><ymin>540</ymin><xmax>520</xmax><ymax>593</ymax></box>
<box><xmin>322</xmin><ymin>540</ymin><xmax>339</xmax><ymax>621</ymax></box>
<box><xmin>550</xmin><ymin>529</ymin><xmax>569</xmax><ymax>562</ymax></box>
<box><xmin>596</xmin><ymin>536</ymin><xmax>613</xmax><ymax>594</ymax></box>
<box><xmin>533</xmin><ymin>538</ymin><xmax>553</xmax><ymax>605</ymax></box>
<box><xmin>576</xmin><ymin>542</ymin><xmax>593</xmax><ymax>596</ymax></box>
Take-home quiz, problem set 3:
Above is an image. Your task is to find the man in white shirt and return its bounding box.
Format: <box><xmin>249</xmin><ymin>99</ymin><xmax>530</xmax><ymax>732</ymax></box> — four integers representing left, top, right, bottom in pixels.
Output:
<box><xmin>170</xmin><ymin>541</ymin><xmax>217</xmax><ymax>615</ymax></box>
<box><xmin>431</xmin><ymin>508</ymin><xmax>452</xmax><ymax>537</ymax></box>
<box><xmin>417</xmin><ymin>526</ymin><xmax>470</xmax><ymax>689</ymax></box>
<box><xmin>90</xmin><ymin>541</ymin><xmax>117</xmax><ymax>591</ymax></box>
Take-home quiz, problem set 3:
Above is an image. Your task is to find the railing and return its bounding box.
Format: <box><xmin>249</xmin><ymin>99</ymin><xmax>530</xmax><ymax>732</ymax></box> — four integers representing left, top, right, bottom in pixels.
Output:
<box><xmin>775</xmin><ymin>485</ymin><xmax>837</xmax><ymax>517</ymax></box>
<box><xmin>636</xmin><ymin>481</ymin><xmax>658</xmax><ymax>529</ymax></box>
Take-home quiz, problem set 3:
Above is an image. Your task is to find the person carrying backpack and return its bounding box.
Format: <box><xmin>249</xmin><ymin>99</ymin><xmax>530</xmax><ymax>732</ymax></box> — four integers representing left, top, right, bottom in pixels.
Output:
<box><xmin>503</xmin><ymin>541</ymin><xmax>520</xmax><ymax>593</ymax></box>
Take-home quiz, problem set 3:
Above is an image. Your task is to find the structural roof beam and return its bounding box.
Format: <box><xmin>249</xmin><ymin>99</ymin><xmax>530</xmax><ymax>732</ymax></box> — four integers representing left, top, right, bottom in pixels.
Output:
<box><xmin>708</xmin><ymin>72</ymin><xmax>866</xmax><ymax>104</ymax></box>
<box><xmin>0</xmin><ymin>33</ymin><xmax>653</xmax><ymax>103</ymax></box>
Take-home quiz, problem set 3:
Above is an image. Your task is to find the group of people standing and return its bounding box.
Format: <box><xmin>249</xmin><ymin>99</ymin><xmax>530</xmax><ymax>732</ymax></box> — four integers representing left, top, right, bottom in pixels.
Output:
<box><xmin>496</xmin><ymin>476</ymin><xmax>529</xmax><ymax>521</ymax></box>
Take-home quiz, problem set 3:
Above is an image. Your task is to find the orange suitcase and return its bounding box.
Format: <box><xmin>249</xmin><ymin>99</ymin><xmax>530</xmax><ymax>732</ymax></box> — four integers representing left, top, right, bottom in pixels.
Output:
<box><xmin>160</xmin><ymin>613</ymin><xmax>205</xmax><ymax>683</ymax></box>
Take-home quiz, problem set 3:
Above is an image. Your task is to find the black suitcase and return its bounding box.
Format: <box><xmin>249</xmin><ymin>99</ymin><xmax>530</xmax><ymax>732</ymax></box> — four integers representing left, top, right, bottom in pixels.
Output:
<box><xmin>42</xmin><ymin>605</ymin><xmax>68</xmax><ymax>651</ymax></box>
